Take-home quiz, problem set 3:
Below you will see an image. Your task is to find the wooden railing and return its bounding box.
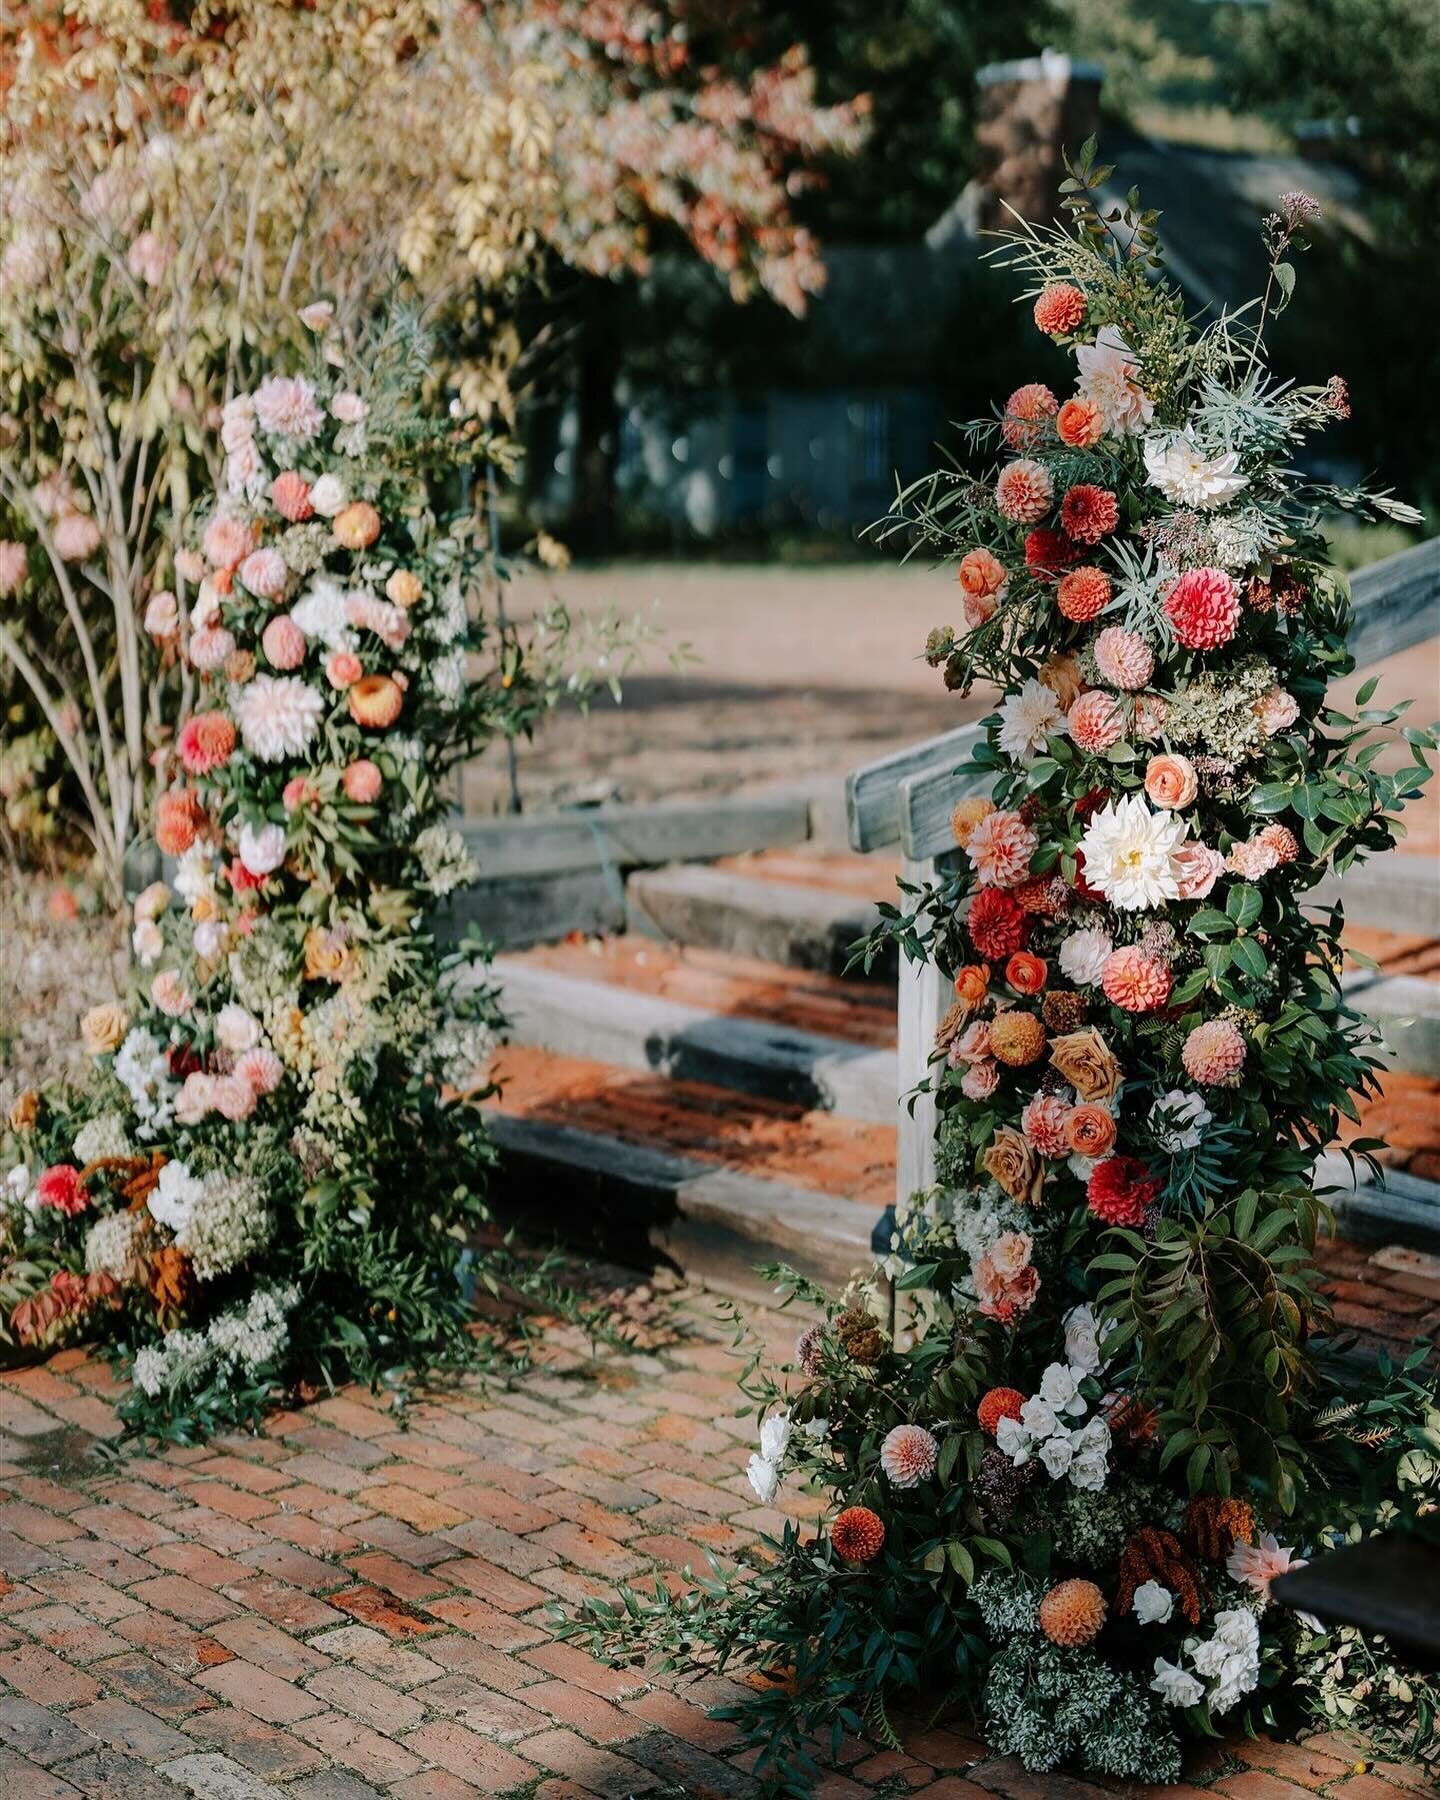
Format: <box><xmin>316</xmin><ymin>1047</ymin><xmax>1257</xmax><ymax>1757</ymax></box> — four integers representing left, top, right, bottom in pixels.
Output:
<box><xmin>844</xmin><ymin>535</ymin><xmax>1440</xmax><ymax>1209</ymax></box>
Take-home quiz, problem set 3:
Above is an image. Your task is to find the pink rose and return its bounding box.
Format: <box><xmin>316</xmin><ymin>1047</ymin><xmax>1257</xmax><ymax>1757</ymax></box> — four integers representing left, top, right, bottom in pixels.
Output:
<box><xmin>961</xmin><ymin>1059</ymin><xmax>1000</xmax><ymax>1100</ymax></box>
<box><xmin>342</xmin><ymin>759</ymin><xmax>383</xmax><ymax>803</ymax></box>
<box><xmin>1144</xmin><ymin>753</ymin><xmax>1199</xmax><ymax>811</ymax></box>
<box><xmin>1175</xmin><ymin>841</ymin><xmax>1225</xmax><ymax>900</ymax></box>
<box><xmin>326</xmin><ymin>651</ymin><xmax>363</xmax><ymax>690</ymax></box>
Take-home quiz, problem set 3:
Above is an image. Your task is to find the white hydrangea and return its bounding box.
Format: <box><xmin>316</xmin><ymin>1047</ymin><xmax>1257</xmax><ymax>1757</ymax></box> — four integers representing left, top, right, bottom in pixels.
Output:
<box><xmin>413</xmin><ymin>824</ymin><xmax>478</xmax><ymax>897</ymax></box>
<box><xmin>206</xmin><ymin>1285</ymin><xmax>297</xmax><ymax>1375</ymax></box>
<box><xmin>73</xmin><ymin>1113</ymin><xmax>132</xmax><ymax>1165</ymax></box>
<box><xmin>84</xmin><ymin>1211</ymin><xmax>146</xmax><ymax>1279</ymax></box>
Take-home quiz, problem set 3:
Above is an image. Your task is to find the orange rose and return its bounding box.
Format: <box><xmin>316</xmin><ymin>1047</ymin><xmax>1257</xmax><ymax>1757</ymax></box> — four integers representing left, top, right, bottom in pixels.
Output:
<box><xmin>953</xmin><ymin>964</ymin><xmax>991</xmax><ymax>1012</ymax></box>
<box><xmin>333</xmin><ymin>501</ymin><xmax>382</xmax><ymax>550</ymax></box>
<box><xmin>1144</xmin><ymin>753</ymin><xmax>1199</xmax><ymax>811</ymax></box>
<box><xmin>8</xmin><ymin>1089</ymin><xmax>39</xmax><ymax>1131</ymax></box>
<box><xmin>385</xmin><ymin>569</ymin><xmax>423</xmax><ymax>608</ymax></box>
<box><xmin>348</xmin><ymin>673</ymin><xmax>404</xmax><ymax>729</ymax></box>
<box><xmin>1056</xmin><ymin>396</ymin><xmax>1105</xmax><ymax>448</ymax></box>
<box><xmin>957</xmin><ymin>547</ymin><xmax>1007</xmax><ymax>601</ymax></box>
<box><xmin>1006</xmin><ymin>952</ymin><xmax>1047</xmax><ymax>995</ymax></box>
<box><xmin>1065</xmin><ymin>1105</ymin><xmax>1117</xmax><ymax>1158</ymax></box>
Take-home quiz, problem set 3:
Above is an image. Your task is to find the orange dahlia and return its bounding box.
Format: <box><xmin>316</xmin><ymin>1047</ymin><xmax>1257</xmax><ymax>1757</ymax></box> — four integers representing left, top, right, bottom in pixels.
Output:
<box><xmin>1033</xmin><ymin>283</ymin><xmax>1087</xmax><ymax>335</ymax></box>
<box><xmin>989</xmin><ymin>1010</ymin><xmax>1046</xmax><ymax>1067</ymax></box>
<box><xmin>1000</xmin><ymin>383</ymin><xmax>1058</xmax><ymax>450</ymax></box>
<box><xmin>1059</xmin><ymin>484</ymin><xmax>1119</xmax><ymax>546</ymax></box>
<box><xmin>1181</xmin><ymin>1018</ymin><xmax>1246</xmax><ymax>1087</ymax></box>
<box><xmin>951</xmin><ymin>794</ymin><xmax>997</xmax><ymax>847</ymax></box>
<box><xmin>1056</xmin><ymin>565</ymin><xmax>1111</xmax><ymax>623</ymax></box>
<box><xmin>155</xmin><ymin>789</ymin><xmax>206</xmax><ymax>856</ymax></box>
<box><xmin>977</xmin><ymin>1386</ymin><xmax>1026</xmax><ymax>1437</ymax></box>
<box><xmin>1039</xmin><ymin>1578</ymin><xmax>1107</xmax><ymax>1647</ymax></box>
<box><xmin>995</xmin><ymin>459</ymin><xmax>1054</xmax><ymax>524</ymax></box>
<box><xmin>1100</xmin><ymin>946</ymin><xmax>1173</xmax><ymax>1014</ymax></box>
<box><xmin>831</xmin><ymin>1506</ymin><xmax>886</xmax><ymax>1564</ymax></box>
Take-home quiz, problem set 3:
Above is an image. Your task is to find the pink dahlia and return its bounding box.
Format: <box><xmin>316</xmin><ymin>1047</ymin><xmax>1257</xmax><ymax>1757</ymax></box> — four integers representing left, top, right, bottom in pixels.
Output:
<box><xmin>879</xmin><ymin>1424</ymin><xmax>939</xmax><ymax>1489</ymax></box>
<box><xmin>1228</xmin><ymin>1532</ymin><xmax>1308</xmax><ymax>1604</ymax></box>
<box><xmin>1068</xmin><ymin>688</ymin><xmax>1125</xmax><ymax>753</ymax></box>
<box><xmin>271</xmin><ymin>470</ymin><xmax>314</xmax><ymax>522</ymax></box>
<box><xmin>202</xmin><ymin>512</ymin><xmax>255</xmax><ymax>570</ymax></box>
<box><xmin>1182</xmin><ymin>1018</ymin><xmax>1246</xmax><ymax>1087</ymax></box>
<box><xmin>995</xmin><ymin>459</ymin><xmax>1054</xmax><ymax>524</ymax></box>
<box><xmin>253</xmin><ymin>374</ymin><xmax>324</xmax><ymax>440</ymax></box>
<box><xmin>1001</xmin><ymin>383</ymin><xmax>1059</xmax><ymax>450</ymax></box>
<box><xmin>1034</xmin><ymin>283</ymin><xmax>1087</xmax><ymax>335</ymax></box>
<box><xmin>342</xmin><ymin>758</ymin><xmax>384</xmax><ymax>803</ymax></box>
<box><xmin>262</xmin><ymin>615</ymin><xmax>307</xmax><ymax>671</ymax></box>
<box><xmin>1021</xmin><ymin>1091</ymin><xmax>1074</xmax><ymax>1157</ymax></box>
<box><xmin>1101</xmin><ymin>946</ymin><xmax>1173</xmax><ymax>1014</ymax></box>
<box><xmin>37</xmin><ymin>1164</ymin><xmax>89</xmax><ymax>1217</ymax></box>
<box><xmin>1133</xmin><ymin>693</ymin><xmax>1168</xmax><ymax>741</ymax></box>
<box><xmin>238</xmin><ymin>547</ymin><xmax>288</xmax><ymax>601</ymax></box>
<box><xmin>966</xmin><ymin>808</ymin><xmax>1038</xmax><ymax>889</ymax></box>
<box><xmin>54</xmin><ymin>513</ymin><xmax>101</xmax><ymax>562</ymax></box>
<box><xmin>0</xmin><ymin>540</ymin><xmax>27</xmax><ymax>595</ymax></box>
<box><xmin>188</xmin><ymin>626</ymin><xmax>237</xmax><ymax>673</ymax></box>
<box><xmin>177</xmin><ymin>711</ymin><xmax>236</xmax><ymax>775</ymax></box>
<box><xmin>1093</xmin><ymin>627</ymin><xmax>1154</xmax><ymax>691</ymax></box>
<box><xmin>1060</xmin><ymin>484</ymin><xmax>1119</xmax><ymax>545</ymax></box>
<box><xmin>1087</xmin><ymin>1156</ymin><xmax>1160</xmax><ymax>1226</ymax></box>
<box><xmin>1163</xmin><ymin>567</ymin><xmax>1240</xmax><ymax>651</ymax></box>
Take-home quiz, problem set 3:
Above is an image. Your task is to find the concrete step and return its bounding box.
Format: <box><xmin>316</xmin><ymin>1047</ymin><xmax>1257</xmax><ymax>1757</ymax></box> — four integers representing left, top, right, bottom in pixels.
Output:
<box><xmin>1317</xmin><ymin>1155</ymin><xmax>1440</xmax><ymax>1256</ymax></box>
<box><xmin>1348</xmin><ymin>974</ymin><xmax>1440</xmax><ymax>1078</ymax></box>
<box><xmin>492</xmin><ymin>941</ymin><xmax>898</xmax><ymax>1122</ymax></box>
<box><xmin>626</xmin><ymin>860</ymin><xmax>890</xmax><ymax>976</ymax></box>
<box><xmin>481</xmin><ymin>1044</ymin><xmax>891</xmax><ymax>1300</ymax></box>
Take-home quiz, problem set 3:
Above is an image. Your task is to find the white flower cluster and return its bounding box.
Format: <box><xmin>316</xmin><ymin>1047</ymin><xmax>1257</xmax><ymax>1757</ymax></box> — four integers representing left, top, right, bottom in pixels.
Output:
<box><xmin>132</xmin><ymin>1285</ymin><xmax>298</xmax><ymax>1398</ymax></box>
<box><xmin>84</xmin><ymin>1211</ymin><xmax>146</xmax><ymax>1279</ymax></box>
<box><xmin>996</xmin><ymin>1362</ymin><xmax>1111</xmax><ymax>1491</ymax></box>
<box><xmin>412</xmin><ymin>824</ymin><xmax>478</xmax><ymax>897</ymax></box>
<box><xmin>1149</xmin><ymin>1089</ymin><xmax>1212</xmax><ymax>1153</ymax></box>
<box><xmin>181</xmin><ymin>1177</ymin><xmax>271</xmax><ymax>1281</ymax></box>
<box><xmin>113</xmin><ymin>1027</ymin><xmax>176</xmax><ymax>1138</ymax></box>
<box><xmin>1151</xmin><ymin>1607</ymin><xmax>1261</xmax><ymax>1714</ymax></box>
<box><xmin>147</xmin><ymin>1160</ymin><xmax>207</xmax><ymax>1235</ymax></box>
<box><xmin>430</xmin><ymin>648</ymin><xmax>468</xmax><ymax>706</ymax></box>
<box><xmin>432</xmin><ymin>1015</ymin><xmax>496</xmax><ymax>1090</ymax></box>
<box><xmin>73</xmin><ymin>1113</ymin><xmax>132</xmax><ymax>1165</ymax></box>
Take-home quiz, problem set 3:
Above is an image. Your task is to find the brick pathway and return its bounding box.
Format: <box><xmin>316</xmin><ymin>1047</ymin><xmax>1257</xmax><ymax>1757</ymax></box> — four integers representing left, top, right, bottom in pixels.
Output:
<box><xmin>0</xmin><ymin>1293</ymin><xmax>1432</xmax><ymax>1799</ymax></box>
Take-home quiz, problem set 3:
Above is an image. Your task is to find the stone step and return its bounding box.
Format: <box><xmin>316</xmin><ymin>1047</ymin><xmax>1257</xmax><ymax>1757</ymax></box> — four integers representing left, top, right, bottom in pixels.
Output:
<box><xmin>492</xmin><ymin>941</ymin><xmax>899</xmax><ymax>1122</ymax></box>
<box><xmin>625</xmin><ymin>858</ymin><xmax>892</xmax><ymax>977</ymax></box>
<box><xmin>481</xmin><ymin>1045</ymin><xmax>890</xmax><ymax>1300</ymax></box>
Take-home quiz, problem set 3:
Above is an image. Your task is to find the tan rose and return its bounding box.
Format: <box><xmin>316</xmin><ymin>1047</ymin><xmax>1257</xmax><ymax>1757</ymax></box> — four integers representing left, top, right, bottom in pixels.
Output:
<box><xmin>304</xmin><ymin>927</ymin><xmax>354</xmax><ymax>983</ymax></box>
<box><xmin>1038</xmin><ymin>652</ymin><xmax>1085</xmax><ymax>711</ymax></box>
<box><xmin>81</xmin><ymin>1002</ymin><xmax>128</xmax><ymax>1056</ymax></box>
<box><xmin>982</xmin><ymin>1126</ymin><xmax>1044</xmax><ymax>1207</ymax></box>
<box><xmin>1048</xmin><ymin>1026</ymin><xmax>1122</xmax><ymax>1102</ymax></box>
<box><xmin>224</xmin><ymin>649</ymin><xmax>257</xmax><ymax>684</ymax></box>
<box><xmin>385</xmin><ymin>568</ymin><xmax>423</xmax><ymax>608</ymax></box>
<box><xmin>8</xmin><ymin>1089</ymin><xmax>39</xmax><ymax>1132</ymax></box>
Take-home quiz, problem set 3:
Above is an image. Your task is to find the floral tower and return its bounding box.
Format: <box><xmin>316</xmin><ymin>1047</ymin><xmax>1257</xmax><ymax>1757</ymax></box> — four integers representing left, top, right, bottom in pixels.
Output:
<box><xmin>565</xmin><ymin>156</ymin><xmax>1438</xmax><ymax>1789</ymax></box>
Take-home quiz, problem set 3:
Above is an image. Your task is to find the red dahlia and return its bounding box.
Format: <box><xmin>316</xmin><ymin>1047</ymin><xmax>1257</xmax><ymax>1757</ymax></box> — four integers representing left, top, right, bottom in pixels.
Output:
<box><xmin>1060</xmin><ymin>484</ymin><xmax>1120</xmax><ymax>545</ymax></box>
<box><xmin>968</xmin><ymin>888</ymin><xmax>1028</xmax><ymax>961</ymax></box>
<box><xmin>35</xmin><ymin>1164</ymin><xmax>89</xmax><ymax>1217</ymax></box>
<box><xmin>1087</xmin><ymin>1156</ymin><xmax>1161</xmax><ymax>1226</ymax></box>
<box><xmin>1023</xmin><ymin>528</ymin><xmax>1081</xmax><ymax>578</ymax></box>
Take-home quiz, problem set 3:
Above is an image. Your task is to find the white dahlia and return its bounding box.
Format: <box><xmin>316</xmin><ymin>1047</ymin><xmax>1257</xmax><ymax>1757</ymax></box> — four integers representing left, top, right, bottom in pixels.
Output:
<box><xmin>1077</xmin><ymin>794</ymin><xmax>1187</xmax><ymax>911</ymax></box>
<box><xmin>1075</xmin><ymin>325</ymin><xmax>1154</xmax><ymax>436</ymax></box>
<box><xmin>291</xmin><ymin>577</ymin><xmax>357</xmax><ymax>651</ymax></box>
<box><xmin>997</xmin><ymin>677</ymin><xmax>1068</xmax><ymax>762</ymax></box>
<box><xmin>1057</xmin><ymin>924</ymin><xmax>1112</xmax><ymax>986</ymax></box>
<box><xmin>1142</xmin><ymin>433</ymin><xmax>1247</xmax><ymax>510</ymax></box>
<box><xmin>235</xmin><ymin>675</ymin><xmax>324</xmax><ymax>762</ymax></box>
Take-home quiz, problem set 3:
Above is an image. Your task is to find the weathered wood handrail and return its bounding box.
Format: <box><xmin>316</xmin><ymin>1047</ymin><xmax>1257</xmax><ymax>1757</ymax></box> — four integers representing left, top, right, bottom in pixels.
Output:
<box><xmin>846</xmin><ymin>534</ymin><xmax>1440</xmax><ymax>1210</ymax></box>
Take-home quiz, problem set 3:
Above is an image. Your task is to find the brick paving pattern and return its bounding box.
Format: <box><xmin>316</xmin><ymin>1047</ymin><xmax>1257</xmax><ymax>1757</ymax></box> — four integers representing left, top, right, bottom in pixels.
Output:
<box><xmin>0</xmin><ymin>1290</ymin><xmax>1433</xmax><ymax>1799</ymax></box>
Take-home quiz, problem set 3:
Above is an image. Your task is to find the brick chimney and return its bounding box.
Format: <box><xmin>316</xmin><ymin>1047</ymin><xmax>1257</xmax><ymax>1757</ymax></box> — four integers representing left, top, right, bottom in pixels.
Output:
<box><xmin>973</xmin><ymin>51</ymin><xmax>1104</xmax><ymax>231</ymax></box>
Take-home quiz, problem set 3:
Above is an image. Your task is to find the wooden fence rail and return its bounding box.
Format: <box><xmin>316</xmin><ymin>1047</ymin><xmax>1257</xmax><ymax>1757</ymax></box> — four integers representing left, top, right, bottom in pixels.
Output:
<box><xmin>845</xmin><ymin>534</ymin><xmax>1440</xmax><ymax>1210</ymax></box>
